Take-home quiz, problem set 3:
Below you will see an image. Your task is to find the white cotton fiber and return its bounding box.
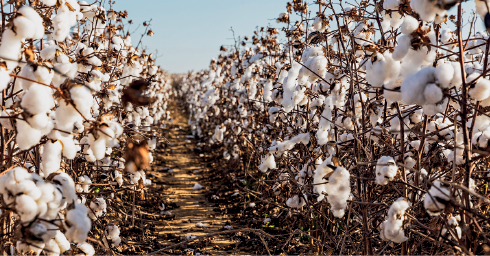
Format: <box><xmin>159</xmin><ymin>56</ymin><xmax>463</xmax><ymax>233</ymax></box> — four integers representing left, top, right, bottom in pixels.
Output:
<box><xmin>282</xmin><ymin>62</ymin><xmax>302</xmax><ymax>112</ymax></box>
<box><xmin>380</xmin><ymin>198</ymin><xmax>409</xmax><ymax>243</ymax></box>
<box><xmin>400</xmin><ymin>15</ymin><xmax>419</xmax><ymax>35</ymax></box>
<box><xmin>15</xmin><ymin>194</ymin><xmax>39</xmax><ymax>223</ymax></box>
<box><xmin>424</xmin><ymin>180</ymin><xmax>450</xmax><ymax>215</ymax></box>
<box><xmin>325</xmin><ymin>166</ymin><xmax>350</xmax><ymax>217</ymax></box>
<box><xmin>286</xmin><ymin>194</ymin><xmax>306</xmax><ymax>208</ymax></box>
<box><xmin>313</xmin><ymin>157</ymin><xmax>334</xmax><ymax>202</ymax></box>
<box><xmin>16</xmin><ymin>119</ymin><xmax>42</xmax><ymax>150</ymax></box>
<box><xmin>469</xmin><ymin>75</ymin><xmax>490</xmax><ymax>101</ymax></box>
<box><xmin>258</xmin><ymin>153</ymin><xmax>276</xmax><ymax>173</ymax></box>
<box><xmin>41</xmin><ymin>140</ymin><xmax>62</xmax><ymax>177</ymax></box>
<box><xmin>423</xmin><ymin>83</ymin><xmax>443</xmax><ymax>104</ymax></box>
<box><xmin>20</xmin><ymin>84</ymin><xmax>54</xmax><ymax>115</ymax></box>
<box><xmin>392</xmin><ymin>35</ymin><xmax>411</xmax><ymax>61</ymax></box>
<box><xmin>375</xmin><ymin>156</ymin><xmax>398</xmax><ymax>185</ymax></box>
<box><xmin>401</xmin><ymin>67</ymin><xmax>436</xmax><ymax>104</ymax></box>
<box><xmin>435</xmin><ymin>62</ymin><xmax>454</xmax><ymax>89</ymax></box>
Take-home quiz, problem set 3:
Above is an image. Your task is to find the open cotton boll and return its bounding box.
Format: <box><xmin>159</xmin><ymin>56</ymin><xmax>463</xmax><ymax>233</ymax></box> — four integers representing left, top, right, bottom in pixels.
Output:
<box><xmin>263</xmin><ymin>80</ymin><xmax>273</xmax><ymax>102</ymax></box>
<box><xmin>384</xmin><ymin>77</ymin><xmax>403</xmax><ymax>103</ymax></box>
<box><xmin>435</xmin><ymin>62</ymin><xmax>455</xmax><ymax>89</ymax></box>
<box><xmin>88</xmin><ymin>197</ymin><xmax>107</xmax><ymax>220</ymax></box>
<box><xmin>259</xmin><ymin>153</ymin><xmax>276</xmax><ymax>173</ymax></box>
<box><xmin>401</xmin><ymin>67</ymin><xmax>436</xmax><ymax>104</ymax></box>
<box><xmin>268</xmin><ymin>133</ymin><xmax>310</xmax><ymax>155</ymax></box>
<box><xmin>16</xmin><ymin>119</ymin><xmax>42</xmax><ymax>150</ymax></box>
<box><xmin>325</xmin><ymin>166</ymin><xmax>350</xmax><ymax>218</ymax></box>
<box><xmin>400</xmin><ymin>15</ymin><xmax>419</xmax><ymax>35</ymax></box>
<box><xmin>468</xmin><ymin>75</ymin><xmax>490</xmax><ymax>101</ymax></box>
<box><xmin>366</xmin><ymin>51</ymin><xmax>400</xmax><ymax>87</ymax></box>
<box><xmin>380</xmin><ymin>198</ymin><xmax>409</xmax><ymax>243</ymax></box>
<box><xmin>41</xmin><ymin>140</ymin><xmax>62</xmax><ymax>177</ymax></box>
<box><xmin>21</xmin><ymin>85</ymin><xmax>55</xmax><ymax>115</ymax></box>
<box><xmin>52</xmin><ymin>172</ymin><xmax>77</xmax><ymax>205</ymax></box>
<box><xmin>282</xmin><ymin>62</ymin><xmax>302</xmax><ymax>112</ymax></box>
<box><xmin>15</xmin><ymin>180</ymin><xmax>41</xmax><ymax>201</ymax></box>
<box><xmin>313</xmin><ymin>157</ymin><xmax>333</xmax><ymax>201</ymax></box>
<box><xmin>44</xmin><ymin>238</ymin><xmax>60</xmax><ymax>256</ymax></box>
<box><xmin>390</xmin><ymin>12</ymin><xmax>404</xmax><ymax>29</ymax></box>
<box><xmin>392</xmin><ymin>35</ymin><xmax>411</xmax><ymax>61</ymax></box>
<box><xmin>298</xmin><ymin>56</ymin><xmax>327</xmax><ymax>85</ymax></box>
<box><xmin>286</xmin><ymin>194</ymin><xmax>307</xmax><ymax>208</ymax></box>
<box><xmin>383</xmin><ymin>0</ymin><xmax>401</xmax><ymax>9</ymax></box>
<box><xmin>87</xmin><ymin>134</ymin><xmax>107</xmax><ymax>160</ymax></box>
<box><xmin>424</xmin><ymin>180</ymin><xmax>450</xmax><ymax>215</ymax></box>
<box><xmin>0</xmin><ymin>29</ymin><xmax>23</xmax><ymax>70</ymax></box>
<box><xmin>423</xmin><ymin>83</ymin><xmax>443</xmax><ymax>104</ymax></box>
<box><xmin>376</xmin><ymin>156</ymin><xmax>398</xmax><ymax>185</ymax></box>
<box><xmin>15</xmin><ymin>6</ymin><xmax>44</xmax><ymax>39</ymax></box>
<box><xmin>77</xmin><ymin>242</ymin><xmax>95</xmax><ymax>256</ymax></box>
<box><xmin>410</xmin><ymin>0</ymin><xmax>444</xmax><ymax>21</ymax></box>
<box><xmin>103</xmin><ymin>224</ymin><xmax>121</xmax><ymax>247</ymax></box>
<box><xmin>65</xmin><ymin>203</ymin><xmax>91</xmax><ymax>243</ymax></box>
<box><xmin>54</xmin><ymin>231</ymin><xmax>71</xmax><ymax>253</ymax></box>
<box><xmin>27</xmin><ymin>113</ymin><xmax>50</xmax><ymax>130</ymax></box>
<box><xmin>15</xmin><ymin>194</ymin><xmax>39</xmax><ymax>223</ymax></box>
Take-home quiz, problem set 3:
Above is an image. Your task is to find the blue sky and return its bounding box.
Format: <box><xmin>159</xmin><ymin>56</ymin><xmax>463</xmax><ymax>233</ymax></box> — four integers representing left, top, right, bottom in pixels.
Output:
<box><xmin>112</xmin><ymin>0</ymin><xmax>292</xmax><ymax>73</ymax></box>
<box><xmin>112</xmin><ymin>0</ymin><xmax>484</xmax><ymax>74</ymax></box>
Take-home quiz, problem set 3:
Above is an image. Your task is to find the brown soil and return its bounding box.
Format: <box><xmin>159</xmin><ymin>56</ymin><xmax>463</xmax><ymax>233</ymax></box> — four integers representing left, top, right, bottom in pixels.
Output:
<box><xmin>148</xmin><ymin>101</ymin><xmax>243</xmax><ymax>255</ymax></box>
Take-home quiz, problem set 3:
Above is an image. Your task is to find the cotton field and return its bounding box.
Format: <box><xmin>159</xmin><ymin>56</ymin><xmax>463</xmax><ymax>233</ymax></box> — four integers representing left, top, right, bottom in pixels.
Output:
<box><xmin>1</xmin><ymin>0</ymin><xmax>490</xmax><ymax>255</ymax></box>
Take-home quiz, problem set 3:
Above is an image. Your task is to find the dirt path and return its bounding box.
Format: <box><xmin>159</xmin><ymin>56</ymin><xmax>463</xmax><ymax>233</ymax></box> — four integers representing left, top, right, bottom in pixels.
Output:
<box><xmin>149</xmin><ymin>101</ymin><xmax>240</xmax><ymax>255</ymax></box>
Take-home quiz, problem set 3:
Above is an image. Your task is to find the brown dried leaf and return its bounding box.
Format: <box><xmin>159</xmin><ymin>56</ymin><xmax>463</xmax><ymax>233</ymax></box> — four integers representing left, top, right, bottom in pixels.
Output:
<box><xmin>121</xmin><ymin>79</ymin><xmax>156</xmax><ymax>107</ymax></box>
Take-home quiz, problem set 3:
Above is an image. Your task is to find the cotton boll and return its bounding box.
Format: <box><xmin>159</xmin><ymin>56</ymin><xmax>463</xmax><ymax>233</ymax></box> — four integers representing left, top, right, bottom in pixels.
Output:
<box><xmin>424</xmin><ymin>83</ymin><xmax>443</xmax><ymax>104</ymax></box>
<box><xmin>16</xmin><ymin>194</ymin><xmax>39</xmax><ymax>223</ymax></box>
<box><xmin>298</xmin><ymin>56</ymin><xmax>327</xmax><ymax>85</ymax></box>
<box><xmin>424</xmin><ymin>180</ymin><xmax>450</xmax><ymax>215</ymax></box>
<box><xmin>41</xmin><ymin>140</ymin><xmax>62</xmax><ymax>177</ymax></box>
<box><xmin>88</xmin><ymin>197</ymin><xmax>107</xmax><ymax>220</ymax></box>
<box><xmin>54</xmin><ymin>231</ymin><xmax>71</xmax><ymax>253</ymax></box>
<box><xmin>325</xmin><ymin>166</ymin><xmax>350</xmax><ymax>217</ymax></box>
<box><xmin>400</xmin><ymin>16</ymin><xmax>419</xmax><ymax>35</ymax></box>
<box><xmin>282</xmin><ymin>62</ymin><xmax>302</xmax><ymax>112</ymax></box>
<box><xmin>392</xmin><ymin>35</ymin><xmax>411</xmax><ymax>61</ymax></box>
<box><xmin>21</xmin><ymin>84</ymin><xmax>55</xmax><ymax>115</ymax></box>
<box><xmin>401</xmin><ymin>67</ymin><xmax>436</xmax><ymax>104</ymax></box>
<box><xmin>52</xmin><ymin>172</ymin><xmax>77</xmax><ymax>205</ymax></box>
<box><xmin>384</xmin><ymin>77</ymin><xmax>403</xmax><ymax>103</ymax></box>
<box><xmin>380</xmin><ymin>198</ymin><xmax>409</xmax><ymax>243</ymax></box>
<box><xmin>16</xmin><ymin>119</ymin><xmax>42</xmax><ymax>150</ymax></box>
<box><xmin>286</xmin><ymin>194</ymin><xmax>307</xmax><ymax>208</ymax></box>
<box><xmin>376</xmin><ymin>156</ymin><xmax>398</xmax><ymax>185</ymax></box>
<box><xmin>258</xmin><ymin>153</ymin><xmax>276</xmax><ymax>173</ymax></box>
<box><xmin>15</xmin><ymin>180</ymin><xmax>42</xmax><ymax>201</ymax></box>
<box><xmin>40</xmin><ymin>45</ymin><xmax>59</xmax><ymax>60</ymax></box>
<box><xmin>469</xmin><ymin>76</ymin><xmax>490</xmax><ymax>101</ymax></box>
<box><xmin>103</xmin><ymin>224</ymin><xmax>121</xmax><ymax>247</ymax></box>
<box><xmin>383</xmin><ymin>0</ymin><xmax>401</xmax><ymax>9</ymax></box>
<box><xmin>77</xmin><ymin>242</ymin><xmax>95</xmax><ymax>256</ymax></box>
<box><xmin>435</xmin><ymin>62</ymin><xmax>454</xmax><ymax>89</ymax></box>
<box><xmin>390</xmin><ymin>12</ymin><xmax>404</xmax><ymax>29</ymax></box>
<box><xmin>17</xmin><ymin>6</ymin><xmax>45</xmax><ymax>40</ymax></box>
<box><xmin>65</xmin><ymin>203</ymin><xmax>91</xmax><ymax>243</ymax></box>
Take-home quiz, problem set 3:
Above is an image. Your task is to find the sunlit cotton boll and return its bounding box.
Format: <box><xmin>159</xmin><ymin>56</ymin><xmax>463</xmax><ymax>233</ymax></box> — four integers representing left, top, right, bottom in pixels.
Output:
<box><xmin>380</xmin><ymin>198</ymin><xmax>409</xmax><ymax>243</ymax></box>
<box><xmin>375</xmin><ymin>156</ymin><xmax>398</xmax><ymax>185</ymax></box>
<box><xmin>424</xmin><ymin>180</ymin><xmax>450</xmax><ymax>215</ymax></box>
<box><xmin>468</xmin><ymin>73</ymin><xmax>490</xmax><ymax>101</ymax></box>
<box><xmin>65</xmin><ymin>203</ymin><xmax>91</xmax><ymax>243</ymax></box>
<box><xmin>286</xmin><ymin>194</ymin><xmax>307</xmax><ymax>208</ymax></box>
<box><xmin>325</xmin><ymin>166</ymin><xmax>350</xmax><ymax>218</ymax></box>
<box><xmin>258</xmin><ymin>153</ymin><xmax>276</xmax><ymax>173</ymax></box>
<box><xmin>366</xmin><ymin>51</ymin><xmax>400</xmax><ymax>88</ymax></box>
